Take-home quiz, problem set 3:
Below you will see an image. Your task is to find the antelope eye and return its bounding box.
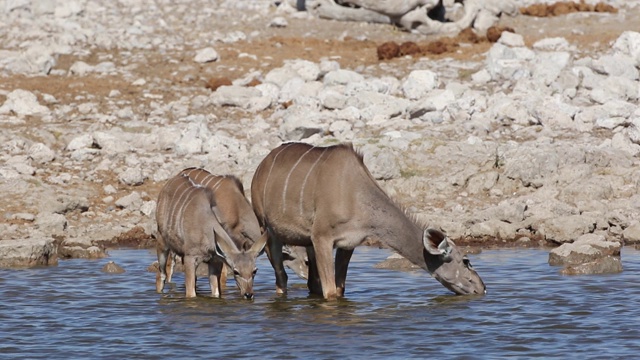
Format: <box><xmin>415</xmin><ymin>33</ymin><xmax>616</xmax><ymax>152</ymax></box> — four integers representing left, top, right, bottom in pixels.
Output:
<box><xmin>252</xmin><ymin>269</ymin><xmax>258</xmax><ymax>277</ymax></box>
<box><xmin>233</xmin><ymin>270</ymin><xmax>240</xmax><ymax>276</ymax></box>
<box><xmin>462</xmin><ymin>257</ymin><xmax>472</xmax><ymax>268</ymax></box>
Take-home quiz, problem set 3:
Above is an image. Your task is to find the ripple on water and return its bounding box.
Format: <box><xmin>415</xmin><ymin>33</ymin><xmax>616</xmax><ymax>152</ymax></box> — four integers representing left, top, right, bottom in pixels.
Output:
<box><xmin>0</xmin><ymin>247</ymin><xmax>639</xmax><ymax>358</ymax></box>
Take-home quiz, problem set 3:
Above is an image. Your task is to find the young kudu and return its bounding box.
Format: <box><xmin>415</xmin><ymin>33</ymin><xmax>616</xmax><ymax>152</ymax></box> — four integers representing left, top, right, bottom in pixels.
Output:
<box><xmin>174</xmin><ymin>168</ymin><xmax>309</xmax><ymax>282</ymax></box>
<box><xmin>251</xmin><ymin>142</ymin><xmax>486</xmax><ymax>300</ymax></box>
<box><xmin>155</xmin><ymin>173</ymin><xmax>267</xmax><ymax>299</ymax></box>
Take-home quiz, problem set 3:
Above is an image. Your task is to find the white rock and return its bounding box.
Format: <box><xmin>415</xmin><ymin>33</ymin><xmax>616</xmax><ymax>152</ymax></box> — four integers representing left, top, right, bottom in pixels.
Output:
<box><xmin>591</xmin><ymin>54</ymin><xmax>639</xmax><ymax>80</ymax></box>
<box><xmin>69</xmin><ymin>61</ymin><xmax>94</xmax><ymax>76</ymax></box>
<box><xmin>194</xmin><ymin>47</ymin><xmax>219</xmax><ymax>63</ymax></box>
<box><xmin>132</xmin><ymin>78</ymin><xmax>146</xmax><ymax>86</ymax></box>
<box><xmin>255</xmin><ymin>82</ymin><xmax>281</xmax><ymax>104</ymax></box>
<box><xmin>174</xmin><ymin>122</ymin><xmax>209</xmax><ymax>155</ymax></box>
<box><xmin>278</xmin><ymin>77</ymin><xmax>307</xmax><ymax>103</ymax></box>
<box><xmin>270</xmin><ymin>16</ymin><xmax>288</xmax><ymax>27</ymax></box>
<box><xmin>28</xmin><ymin>143</ymin><xmax>55</xmax><ymax>164</ymax></box>
<box><xmin>93</xmin><ymin>131</ymin><xmax>131</xmax><ymax>154</ymax></box>
<box><xmin>211</xmin><ymin>85</ymin><xmax>266</xmax><ymax>109</ymax></box>
<box><xmin>471</xmin><ymin>69</ymin><xmax>491</xmax><ymax>84</ymax></box>
<box><xmin>589</xmin><ymin>76</ymin><xmax>638</xmax><ymax>104</ymax></box>
<box><xmin>318</xmin><ymin>87</ymin><xmax>348</xmax><ymax>110</ymax></box>
<box><xmin>0</xmin><ymin>238</ymin><xmax>58</xmax><ymax>267</ymax></box>
<box><xmin>532</xmin><ymin>51</ymin><xmax>571</xmax><ymax>85</ymax></box>
<box><xmin>401</xmin><ymin>70</ymin><xmax>439</xmax><ymax>100</ymax></box>
<box><xmin>288</xmin><ymin>59</ymin><xmax>321</xmax><ymax>81</ymax></box>
<box><xmin>265</xmin><ymin>67</ymin><xmax>298</xmax><ymax>88</ymax></box>
<box><xmin>346</xmin><ymin>91</ymin><xmax>409</xmax><ymax>121</ymax></box>
<box><xmin>323</xmin><ymin>69</ymin><xmax>365</xmax><ymax>86</ymax></box>
<box><xmin>498</xmin><ymin>31</ymin><xmax>525</xmax><ymax>47</ymax></box>
<box><xmin>533</xmin><ymin>37</ymin><xmax>571</xmax><ymax>51</ymax></box>
<box><xmin>118</xmin><ymin>167</ymin><xmax>147</xmax><ymax>186</ymax></box>
<box><xmin>0</xmin><ymin>89</ymin><xmax>49</xmax><ymax>116</ymax></box>
<box><xmin>612</xmin><ymin>31</ymin><xmax>640</xmax><ymax>66</ymax></box>
<box><xmin>279</xmin><ymin>107</ymin><xmax>327</xmax><ymax>140</ymax></box>
<box><xmin>360</xmin><ymin>145</ymin><xmax>401</xmax><ymax>180</ymax></box>
<box><xmin>54</xmin><ymin>0</ymin><xmax>84</xmax><ymax>18</ymax></box>
<box><xmin>3</xmin><ymin>45</ymin><xmax>56</xmax><ymax>75</ymax></box>
<box><xmin>486</xmin><ymin>43</ymin><xmax>535</xmax><ymax>80</ymax></box>
<box><xmin>5</xmin><ymin>0</ymin><xmax>31</xmax><ymax>13</ymax></box>
<box><xmin>611</xmin><ymin>132</ymin><xmax>640</xmax><ymax>156</ymax></box>
<box><xmin>140</xmin><ymin>201</ymin><xmax>156</xmax><ymax>217</ymax></box>
<box><xmin>115</xmin><ymin>191</ymin><xmax>143</xmax><ymax>210</ymax></box>
<box><xmin>201</xmin><ymin>133</ymin><xmax>234</xmax><ymax>159</ymax></box>
<box><xmin>473</xmin><ymin>9</ymin><xmax>498</xmax><ymax>33</ymax></box>
<box><xmin>35</xmin><ymin>213</ymin><xmax>68</xmax><ymax>236</ymax></box>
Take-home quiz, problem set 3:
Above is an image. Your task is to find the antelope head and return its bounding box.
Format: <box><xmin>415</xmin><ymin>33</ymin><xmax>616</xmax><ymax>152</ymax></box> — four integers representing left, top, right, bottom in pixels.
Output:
<box><xmin>423</xmin><ymin>228</ymin><xmax>486</xmax><ymax>296</ymax></box>
<box><xmin>212</xmin><ymin>207</ymin><xmax>268</xmax><ymax>299</ymax></box>
<box><xmin>282</xmin><ymin>245</ymin><xmax>309</xmax><ymax>280</ymax></box>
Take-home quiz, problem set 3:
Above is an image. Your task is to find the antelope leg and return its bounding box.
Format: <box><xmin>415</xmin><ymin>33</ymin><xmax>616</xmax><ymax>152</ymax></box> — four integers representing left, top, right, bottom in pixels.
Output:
<box><xmin>166</xmin><ymin>252</ymin><xmax>177</xmax><ymax>283</ymax></box>
<box><xmin>208</xmin><ymin>258</ymin><xmax>225</xmax><ymax>298</ymax></box>
<box><xmin>335</xmin><ymin>248</ymin><xmax>354</xmax><ymax>297</ymax></box>
<box><xmin>184</xmin><ymin>255</ymin><xmax>197</xmax><ymax>298</ymax></box>
<box><xmin>219</xmin><ymin>263</ymin><xmax>228</xmax><ymax>292</ymax></box>
<box><xmin>156</xmin><ymin>239</ymin><xmax>169</xmax><ymax>293</ymax></box>
<box><xmin>266</xmin><ymin>237</ymin><xmax>288</xmax><ymax>295</ymax></box>
<box><xmin>306</xmin><ymin>246</ymin><xmax>323</xmax><ymax>295</ymax></box>
<box><xmin>312</xmin><ymin>239</ymin><xmax>337</xmax><ymax>300</ymax></box>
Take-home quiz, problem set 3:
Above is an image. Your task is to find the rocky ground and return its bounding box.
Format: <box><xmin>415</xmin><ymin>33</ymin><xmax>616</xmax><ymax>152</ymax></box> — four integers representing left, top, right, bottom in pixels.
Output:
<box><xmin>1</xmin><ymin>0</ymin><xmax>640</xmax><ymax>273</ymax></box>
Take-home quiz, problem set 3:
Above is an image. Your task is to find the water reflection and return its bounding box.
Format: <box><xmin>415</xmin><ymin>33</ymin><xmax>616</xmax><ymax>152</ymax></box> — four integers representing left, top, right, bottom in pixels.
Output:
<box><xmin>0</xmin><ymin>247</ymin><xmax>639</xmax><ymax>358</ymax></box>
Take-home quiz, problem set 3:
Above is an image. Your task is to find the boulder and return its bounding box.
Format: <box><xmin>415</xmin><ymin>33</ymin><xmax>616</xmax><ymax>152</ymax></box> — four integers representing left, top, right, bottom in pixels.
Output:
<box><xmin>102</xmin><ymin>261</ymin><xmax>126</xmax><ymax>274</ymax></box>
<box><xmin>374</xmin><ymin>253</ymin><xmax>420</xmax><ymax>271</ymax></box>
<box><xmin>622</xmin><ymin>222</ymin><xmax>640</xmax><ymax>244</ymax></box>
<box><xmin>0</xmin><ymin>238</ymin><xmax>58</xmax><ymax>268</ymax></box>
<box><xmin>549</xmin><ymin>233</ymin><xmax>621</xmax><ymax>270</ymax></box>
<box><xmin>560</xmin><ymin>256</ymin><xmax>622</xmax><ymax>275</ymax></box>
<box><xmin>59</xmin><ymin>238</ymin><xmax>107</xmax><ymax>259</ymax></box>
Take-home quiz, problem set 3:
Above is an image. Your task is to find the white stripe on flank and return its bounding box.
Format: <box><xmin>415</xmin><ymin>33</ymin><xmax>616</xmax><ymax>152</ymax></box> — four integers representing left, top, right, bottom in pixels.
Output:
<box><xmin>282</xmin><ymin>145</ymin><xmax>315</xmax><ymax>213</ymax></box>
<box><xmin>177</xmin><ymin>187</ymin><xmax>198</xmax><ymax>239</ymax></box>
<box><xmin>183</xmin><ymin>168</ymin><xmax>197</xmax><ymax>177</ymax></box>
<box><xmin>188</xmin><ymin>169</ymin><xmax>224</xmax><ymax>191</ymax></box>
<box><xmin>262</xmin><ymin>143</ymin><xmax>295</xmax><ymax>207</ymax></box>
<box><xmin>168</xmin><ymin>178</ymin><xmax>194</xmax><ymax>235</ymax></box>
<box><xmin>210</xmin><ymin>177</ymin><xmax>224</xmax><ymax>192</ymax></box>
<box><xmin>165</xmin><ymin>176</ymin><xmax>189</xmax><ymax>232</ymax></box>
<box><xmin>202</xmin><ymin>172</ymin><xmax>217</xmax><ymax>188</ymax></box>
<box><xmin>299</xmin><ymin>148</ymin><xmax>327</xmax><ymax>216</ymax></box>
<box><xmin>186</xmin><ymin>175</ymin><xmax>204</xmax><ymax>189</ymax></box>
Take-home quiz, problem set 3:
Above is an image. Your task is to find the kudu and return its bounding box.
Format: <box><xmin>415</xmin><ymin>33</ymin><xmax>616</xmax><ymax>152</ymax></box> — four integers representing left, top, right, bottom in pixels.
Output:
<box><xmin>155</xmin><ymin>173</ymin><xmax>267</xmax><ymax>299</ymax></box>
<box><xmin>170</xmin><ymin>168</ymin><xmax>308</xmax><ymax>282</ymax></box>
<box><xmin>282</xmin><ymin>244</ymin><xmax>309</xmax><ymax>280</ymax></box>
<box><xmin>251</xmin><ymin>142</ymin><xmax>486</xmax><ymax>300</ymax></box>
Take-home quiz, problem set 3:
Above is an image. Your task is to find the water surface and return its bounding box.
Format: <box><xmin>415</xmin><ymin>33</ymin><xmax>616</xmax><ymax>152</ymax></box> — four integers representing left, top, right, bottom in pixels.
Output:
<box><xmin>1</xmin><ymin>247</ymin><xmax>638</xmax><ymax>359</ymax></box>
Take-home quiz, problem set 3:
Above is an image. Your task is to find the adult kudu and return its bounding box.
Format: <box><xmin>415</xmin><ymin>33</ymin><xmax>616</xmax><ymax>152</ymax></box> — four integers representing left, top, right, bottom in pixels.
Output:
<box><xmin>156</xmin><ymin>173</ymin><xmax>267</xmax><ymax>299</ymax></box>
<box><xmin>251</xmin><ymin>142</ymin><xmax>486</xmax><ymax>300</ymax></box>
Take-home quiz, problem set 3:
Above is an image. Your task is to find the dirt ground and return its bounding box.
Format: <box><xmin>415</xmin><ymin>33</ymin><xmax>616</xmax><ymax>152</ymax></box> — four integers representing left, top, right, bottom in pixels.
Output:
<box><xmin>2</xmin><ymin>3</ymin><xmax>639</xmax><ymax>248</ymax></box>
<box><xmin>3</xmin><ymin>3</ymin><xmax>635</xmax><ymax>112</ymax></box>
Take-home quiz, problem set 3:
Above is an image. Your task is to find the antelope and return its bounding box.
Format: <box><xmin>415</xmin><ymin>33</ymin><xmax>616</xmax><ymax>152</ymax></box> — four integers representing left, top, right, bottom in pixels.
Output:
<box><xmin>251</xmin><ymin>142</ymin><xmax>486</xmax><ymax>300</ymax></box>
<box><xmin>155</xmin><ymin>173</ymin><xmax>267</xmax><ymax>299</ymax></box>
<box><xmin>282</xmin><ymin>244</ymin><xmax>309</xmax><ymax>280</ymax></box>
<box><xmin>174</xmin><ymin>168</ymin><xmax>309</xmax><ymax>282</ymax></box>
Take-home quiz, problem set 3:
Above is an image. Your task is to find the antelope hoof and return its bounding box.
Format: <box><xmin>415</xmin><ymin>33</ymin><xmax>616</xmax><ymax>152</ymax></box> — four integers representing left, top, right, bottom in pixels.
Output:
<box><xmin>276</xmin><ymin>287</ymin><xmax>287</xmax><ymax>295</ymax></box>
<box><xmin>324</xmin><ymin>290</ymin><xmax>338</xmax><ymax>301</ymax></box>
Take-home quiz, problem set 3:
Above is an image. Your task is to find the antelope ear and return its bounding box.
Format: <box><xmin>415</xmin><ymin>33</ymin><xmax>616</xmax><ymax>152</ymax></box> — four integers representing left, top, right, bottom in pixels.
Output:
<box><xmin>211</xmin><ymin>205</ymin><xmax>238</xmax><ymax>261</ymax></box>
<box><xmin>423</xmin><ymin>228</ymin><xmax>452</xmax><ymax>259</ymax></box>
<box><xmin>282</xmin><ymin>245</ymin><xmax>294</xmax><ymax>261</ymax></box>
<box><xmin>250</xmin><ymin>231</ymin><xmax>268</xmax><ymax>257</ymax></box>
